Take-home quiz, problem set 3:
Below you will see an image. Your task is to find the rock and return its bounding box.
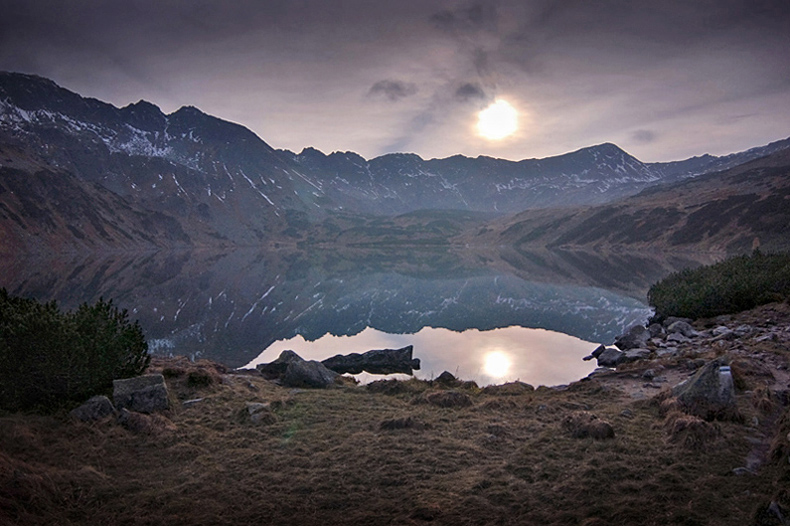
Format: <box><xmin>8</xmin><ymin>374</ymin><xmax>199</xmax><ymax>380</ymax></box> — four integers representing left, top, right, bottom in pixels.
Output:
<box><xmin>656</xmin><ymin>348</ymin><xmax>679</xmax><ymax>358</ymax></box>
<box><xmin>667</xmin><ymin>320</ymin><xmax>697</xmax><ymax>338</ymax></box>
<box><xmin>113</xmin><ymin>374</ymin><xmax>170</xmax><ymax>413</ymax></box>
<box><xmin>672</xmin><ymin>359</ymin><xmax>737</xmax><ymax>420</ymax></box>
<box><xmin>582</xmin><ymin>344</ymin><xmax>607</xmax><ymax>361</ymax></box>
<box><xmin>433</xmin><ymin>371</ymin><xmax>461</xmax><ymax>387</ymax></box>
<box><xmin>666</xmin><ymin>333</ymin><xmax>690</xmax><ymax>343</ymax></box>
<box><xmin>282</xmin><ymin>359</ymin><xmax>338</xmax><ymax>388</ymax></box>
<box><xmin>642</xmin><ymin>369</ymin><xmax>656</xmax><ymax>380</ymax></box>
<box><xmin>733</xmin><ymin>324</ymin><xmax>754</xmax><ymax>336</ymax></box>
<box><xmin>257</xmin><ymin>350</ymin><xmax>304</xmax><ymax>379</ymax></box>
<box><xmin>561</xmin><ymin>411</ymin><xmax>615</xmax><ymax>439</ymax></box>
<box><xmin>623</xmin><ymin>348</ymin><xmax>651</xmax><ymax>363</ymax></box>
<box><xmin>321</xmin><ymin>345</ymin><xmax>420</xmax><ymax>375</ymax></box>
<box><xmin>647</xmin><ymin>323</ymin><xmax>665</xmax><ymax>338</ymax></box>
<box><xmin>70</xmin><ymin>395</ymin><xmax>116</xmax><ymax>421</ymax></box>
<box><xmin>596</xmin><ymin>347</ymin><xmax>625</xmax><ymax>368</ymax></box>
<box><xmin>614</xmin><ymin>324</ymin><xmax>651</xmax><ymax>350</ymax></box>
<box><xmin>117</xmin><ymin>408</ymin><xmax>176</xmax><ymax>434</ymax></box>
<box><xmin>663</xmin><ymin>316</ymin><xmax>693</xmax><ymax>328</ymax></box>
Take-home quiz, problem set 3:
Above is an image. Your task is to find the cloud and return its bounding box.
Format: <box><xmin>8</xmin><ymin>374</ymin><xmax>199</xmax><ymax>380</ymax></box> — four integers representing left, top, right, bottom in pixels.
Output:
<box><xmin>631</xmin><ymin>129</ymin><xmax>658</xmax><ymax>144</ymax></box>
<box><xmin>430</xmin><ymin>3</ymin><xmax>498</xmax><ymax>34</ymax></box>
<box><xmin>455</xmin><ymin>82</ymin><xmax>487</xmax><ymax>101</ymax></box>
<box><xmin>368</xmin><ymin>80</ymin><xmax>418</xmax><ymax>102</ymax></box>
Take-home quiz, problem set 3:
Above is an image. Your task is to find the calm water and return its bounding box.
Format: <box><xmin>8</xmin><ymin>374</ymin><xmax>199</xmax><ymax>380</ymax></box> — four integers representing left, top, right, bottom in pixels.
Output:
<box><xmin>0</xmin><ymin>247</ymin><xmax>708</xmax><ymax>386</ymax></box>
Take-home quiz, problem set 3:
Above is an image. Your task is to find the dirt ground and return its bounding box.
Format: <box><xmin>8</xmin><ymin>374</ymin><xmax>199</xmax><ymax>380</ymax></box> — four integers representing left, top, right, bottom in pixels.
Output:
<box><xmin>2</xmin><ymin>303</ymin><xmax>790</xmax><ymax>526</ymax></box>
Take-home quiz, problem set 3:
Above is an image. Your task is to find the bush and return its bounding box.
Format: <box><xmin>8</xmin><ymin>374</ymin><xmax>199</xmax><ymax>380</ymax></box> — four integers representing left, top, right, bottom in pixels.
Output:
<box><xmin>648</xmin><ymin>250</ymin><xmax>790</xmax><ymax>321</ymax></box>
<box><xmin>0</xmin><ymin>289</ymin><xmax>149</xmax><ymax>412</ymax></box>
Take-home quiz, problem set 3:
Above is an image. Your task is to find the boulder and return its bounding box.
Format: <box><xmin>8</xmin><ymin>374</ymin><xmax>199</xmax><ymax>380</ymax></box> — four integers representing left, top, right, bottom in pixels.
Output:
<box><xmin>596</xmin><ymin>347</ymin><xmax>625</xmax><ymax>368</ymax></box>
<box><xmin>583</xmin><ymin>344</ymin><xmax>607</xmax><ymax>361</ymax></box>
<box><xmin>321</xmin><ymin>345</ymin><xmax>420</xmax><ymax>375</ymax></box>
<box><xmin>433</xmin><ymin>371</ymin><xmax>461</xmax><ymax>388</ymax></box>
<box><xmin>647</xmin><ymin>323</ymin><xmax>665</xmax><ymax>338</ymax></box>
<box><xmin>70</xmin><ymin>395</ymin><xmax>116</xmax><ymax>421</ymax></box>
<box><xmin>113</xmin><ymin>374</ymin><xmax>170</xmax><ymax>413</ymax></box>
<box><xmin>257</xmin><ymin>350</ymin><xmax>304</xmax><ymax>379</ymax></box>
<box><xmin>663</xmin><ymin>316</ymin><xmax>693</xmax><ymax>328</ymax></box>
<box><xmin>614</xmin><ymin>324</ymin><xmax>650</xmax><ymax>350</ymax></box>
<box><xmin>672</xmin><ymin>359</ymin><xmax>737</xmax><ymax>420</ymax></box>
<box><xmin>623</xmin><ymin>348</ymin><xmax>652</xmax><ymax>363</ymax></box>
<box><xmin>667</xmin><ymin>320</ymin><xmax>697</xmax><ymax>338</ymax></box>
<box><xmin>282</xmin><ymin>359</ymin><xmax>338</xmax><ymax>388</ymax></box>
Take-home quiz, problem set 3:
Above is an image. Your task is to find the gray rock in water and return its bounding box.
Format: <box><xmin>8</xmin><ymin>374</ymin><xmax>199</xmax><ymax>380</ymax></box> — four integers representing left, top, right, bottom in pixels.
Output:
<box><xmin>596</xmin><ymin>347</ymin><xmax>625</xmax><ymax>368</ymax></box>
<box><xmin>672</xmin><ymin>359</ymin><xmax>737</xmax><ymax>420</ymax></box>
<box><xmin>614</xmin><ymin>324</ymin><xmax>651</xmax><ymax>350</ymax></box>
<box><xmin>70</xmin><ymin>395</ymin><xmax>116</xmax><ymax>421</ymax></box>
<box><xmin>113</xmin><ymin>374</ymin><xmax>170</xmax><ymax>413</ymax></box>
<box><xmin>282</xmin><ymin>360</ymin><xmax>338</xmax><ymax>388</ymax></box>
<box><xmin>321</xmin><ymin>345</ymin><xmax>420</xmax><ymax>375</ymax></box>
<box><xmin>667</xmin><ymin>320</ymin><xmax>697</xmax><ymax>338</ymax></box>
<box><xmin>257</xmin><ymin>350</ymin><xmax>304</xmax><ymax>379</ymax></box>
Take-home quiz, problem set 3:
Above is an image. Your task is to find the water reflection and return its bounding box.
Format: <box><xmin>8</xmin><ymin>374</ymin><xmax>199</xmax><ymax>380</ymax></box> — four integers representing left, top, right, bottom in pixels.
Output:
<box><xmin>246</xmin><ymin>325</ymin><xmax>599</xmax><ymax>387</ymax></box>
<box><xmin>0</xmin><ymin>246</ymin><xmax>708</xmax><ymax>371</ymax></box>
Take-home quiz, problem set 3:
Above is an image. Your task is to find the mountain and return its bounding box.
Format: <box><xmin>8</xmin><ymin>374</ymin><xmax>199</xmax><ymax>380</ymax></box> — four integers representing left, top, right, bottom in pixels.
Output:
<box><xmin>470</xmin><ymin>148</ymin><xmax>790</xmax><ymax>254</ymax></box>
<box><xmin>1</xmin><ymin>71</ymin><xmax>789</xmax><ymax>253</ymax></box>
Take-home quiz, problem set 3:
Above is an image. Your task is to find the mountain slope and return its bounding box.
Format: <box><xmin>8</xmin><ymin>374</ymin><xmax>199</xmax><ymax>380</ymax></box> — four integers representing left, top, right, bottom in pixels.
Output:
<box><xmin>2</xmin><ymin>71</ymin><xmax>789</xmax><ymax>253</ymax></box>
<box><xmin>472</xmin><ymin>148</ymin><xmax>790</xmax><ymax>254</ymax></box>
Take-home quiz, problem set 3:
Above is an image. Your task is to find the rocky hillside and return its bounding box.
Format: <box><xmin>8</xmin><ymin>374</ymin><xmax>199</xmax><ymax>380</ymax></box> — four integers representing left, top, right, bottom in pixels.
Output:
<box><xmin>470</xmin><ymin>148</ymin><xmax>790</xmax><ymax>254</ymax></box>
<box><xmin>2</xmin><ymin>71</ymin><xmax>788</xmax><ymax>253</ymax></box>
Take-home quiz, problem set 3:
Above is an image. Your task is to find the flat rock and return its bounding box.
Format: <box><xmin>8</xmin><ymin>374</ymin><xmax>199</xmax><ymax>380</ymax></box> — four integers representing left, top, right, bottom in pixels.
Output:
<box><xmin>70</xmin><ymin>395</ymin><xmax>116</xmax><ymax>421</ymax></box>
<box><xmin>596</xmin><ymin>347</ymin><xmax>625</xmax><ymax>368</ymax></box>
<box><xmin>282</xmin><ymin>359</ymin><xmax>338</xmax><ymax>388</ymax></box>
<box><xmin>113</xmin><ymin>374</ymin><xmax>170</xmax><ymax>413</ymax></box>
<box><xmin>321</xmin><ymin>345</ymin><xmax>420</xmax><ymax>375</ymax></box>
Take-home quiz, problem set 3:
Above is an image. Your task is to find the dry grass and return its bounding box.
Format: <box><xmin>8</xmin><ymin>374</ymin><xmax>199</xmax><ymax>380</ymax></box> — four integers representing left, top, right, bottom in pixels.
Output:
<box><xmin>1</xmin><ymin>351</ymin><xmax>785</xmax><ymax>526</ymax></box>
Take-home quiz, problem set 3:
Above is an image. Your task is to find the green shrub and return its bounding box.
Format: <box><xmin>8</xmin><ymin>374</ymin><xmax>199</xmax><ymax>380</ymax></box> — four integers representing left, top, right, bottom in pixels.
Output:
<box><xmin>0</xmin><ymin>289</ymin><xmax>150</xmax><ymax>412</ymax></box>
<box><xmin>648</xmin><ymin>251</ymin><xmax>790</xmax><ymax>321</ymax></box>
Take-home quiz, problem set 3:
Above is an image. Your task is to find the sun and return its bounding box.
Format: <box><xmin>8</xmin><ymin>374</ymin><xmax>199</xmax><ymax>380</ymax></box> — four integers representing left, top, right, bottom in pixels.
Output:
<box><xmin>483</xmin><ymin>351</ymin><xmax>512</xmax><ymax>378</ymax></box>
<box><xmin>476</xmin><ymin>99</ymin><xmax>518</xmax><ymax>140</ymax></box>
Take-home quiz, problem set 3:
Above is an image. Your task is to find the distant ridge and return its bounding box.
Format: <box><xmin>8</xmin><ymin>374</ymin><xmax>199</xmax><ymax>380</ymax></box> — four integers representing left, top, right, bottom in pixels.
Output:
<box><xmin>1</xmin><ymin>71</ymin><xmax>788</xmax><ymax>253</ymax></box>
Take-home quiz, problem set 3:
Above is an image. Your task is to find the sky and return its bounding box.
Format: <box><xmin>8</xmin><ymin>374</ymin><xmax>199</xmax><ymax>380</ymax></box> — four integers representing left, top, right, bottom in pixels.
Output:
<box><xmin>1</xmin><ymin>0</ymin><xmax>789</xmax><ymax>162</ymax></box>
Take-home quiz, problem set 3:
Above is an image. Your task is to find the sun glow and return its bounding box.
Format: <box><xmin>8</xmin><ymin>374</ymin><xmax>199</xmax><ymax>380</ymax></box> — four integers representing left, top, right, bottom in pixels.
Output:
<box><xmin>483</xmin><ymin>351</ymin><xmax>512</xmax><ymax>378</ymax></box>
<box><xmin>476</xmin><ymin>99</ymin><xmax>518</xmax><ymax>140</ymax></box>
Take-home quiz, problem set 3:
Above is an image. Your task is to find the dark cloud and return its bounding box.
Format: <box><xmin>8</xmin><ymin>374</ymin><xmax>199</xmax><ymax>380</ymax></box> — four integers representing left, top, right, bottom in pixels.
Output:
<box><xmin>368</xmin><ymin>80</ymin><xmax>418</xmax><ymax>102</ymax></box>
<box><xmin>455</xmin><ymin>82</ymin><xmax>486</xmax><ymax>101</ymax></box>
<box><xmin>0</xmin><ymin>0</ymin><xmax>788</xmax><ymax>162</ymax></box>
<box><xmin>429</xmin><ymin>3</ymin><xmax>498</xmax><ymax>34</ymax></box>
<box><xmin>631</xmin><ymin>130</ymin><xmax>658</xmax><ymax>144</ymax></box>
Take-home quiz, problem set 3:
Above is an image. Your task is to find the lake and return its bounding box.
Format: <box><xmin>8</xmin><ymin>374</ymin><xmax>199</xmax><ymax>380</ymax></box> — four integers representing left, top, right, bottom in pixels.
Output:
<box><xmin>0</xmin><ymin>247</ymin><xmax>710</xmax><ymax>386</ymax></box>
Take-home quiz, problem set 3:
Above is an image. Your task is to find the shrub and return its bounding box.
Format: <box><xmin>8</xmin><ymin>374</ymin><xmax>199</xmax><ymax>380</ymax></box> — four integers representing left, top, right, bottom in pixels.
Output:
<box><xmin>648</xmin><ymin>250</ymin><xmax>790</xmax><ymax>321</ymax></box>
<box><xmin>0</xmin><ymin>289</ymin><xmax>149</xmax><ymax>412</ymax></box>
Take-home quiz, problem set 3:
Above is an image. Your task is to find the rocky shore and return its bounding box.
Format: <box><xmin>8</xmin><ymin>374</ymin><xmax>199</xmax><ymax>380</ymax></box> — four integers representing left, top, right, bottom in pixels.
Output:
<box><xmin>2</xmin><ymin>303</ymin><xmax>790</xmax><ymax>526</ymax></box>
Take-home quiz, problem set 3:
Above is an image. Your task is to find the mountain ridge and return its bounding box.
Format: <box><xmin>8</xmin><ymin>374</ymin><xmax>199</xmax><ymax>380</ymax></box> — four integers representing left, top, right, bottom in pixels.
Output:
<box><xmin>1</xmin><ymin>71</ymin><xmax>789</xmax><ymax>254</ymax></box>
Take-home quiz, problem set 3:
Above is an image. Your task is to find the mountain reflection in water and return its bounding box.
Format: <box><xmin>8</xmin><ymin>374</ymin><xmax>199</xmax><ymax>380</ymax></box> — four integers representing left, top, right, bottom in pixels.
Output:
<box><xmin>246</xmin><ymin>325</ymin><xmax>598</xmax><ymax>387</ymax></box>
<box><xmin>0</xmin><ymin>247</ymin><xmax>711</xmax><ymax>381</ymax></box>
